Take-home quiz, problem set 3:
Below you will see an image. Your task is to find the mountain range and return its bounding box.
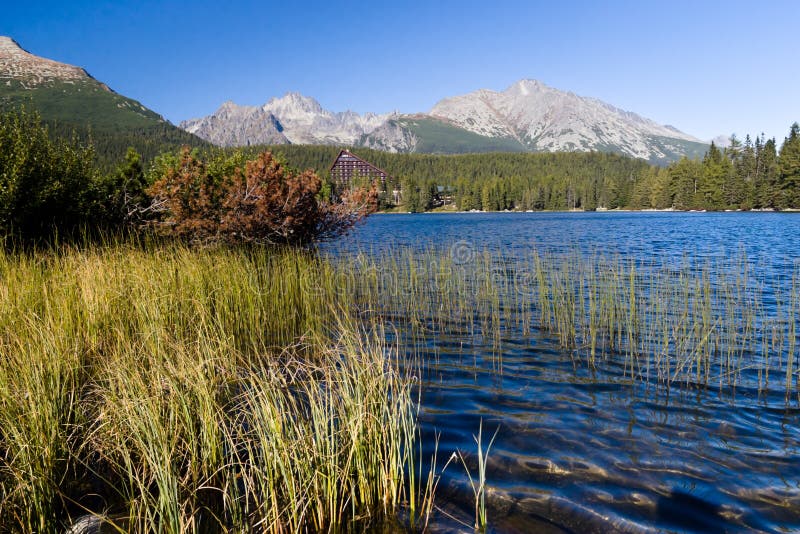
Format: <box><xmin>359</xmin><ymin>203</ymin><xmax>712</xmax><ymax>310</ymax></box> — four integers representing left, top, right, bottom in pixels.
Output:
<box><xmin>181</xmin><ymin>80</ymin><xmax>709</xmax><ymax>164</ymax></box>
<box><xmin>1</xmin><ymin>36</ymin><xmax>708</xmax><ymax>165</ymax></box>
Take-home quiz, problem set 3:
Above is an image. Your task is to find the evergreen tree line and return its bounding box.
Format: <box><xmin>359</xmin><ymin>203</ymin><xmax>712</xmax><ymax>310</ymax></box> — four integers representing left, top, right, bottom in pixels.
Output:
<box><xmin>259</xmin><ymin>145</ymin><xmax>652</xmax><ymax>211</ymax></box>
<box><xmin>46</xmin><ymin>120</ymin><xmax>208</xmax><ymax>172</ymax></box>
<box><xmin>2</xmin><ymin>108</ymin><xmax>800</xmax><ymax>242</ymax></box>
<box><xmin>261</xmin><ymin>123</ymin><xmax>800</xmax><ymax>212</ymax></box>
<box><xmin>631</xmin><ymin>125</ymin><xmax>800</xmax><ymax>210</ymax></box>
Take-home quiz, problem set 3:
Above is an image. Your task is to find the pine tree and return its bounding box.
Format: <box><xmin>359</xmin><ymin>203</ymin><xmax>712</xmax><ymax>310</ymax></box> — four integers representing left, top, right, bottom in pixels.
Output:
<box><xmin>651</xmin><ymin>167</ymin><xmax>673</xmax><ymax>209</ymax></box>
<box><xmin>670</xmin><ymin>158</ymin><xmax>703</xmax><ymax>210</ymax></box>
<box><xmin>737</xmin><ymin>135</ymin><xmax>757</xmax><ymax>208</ymax></box>
<box><xmin>780</xmin><ymin>123</ymin><xmax>800</xmax><ymax>208</ymax></box>
<box><xmin>723</xmin><ymin>140</ymin><xmax>746</xmax><ymax>209</ymax></box>
<box><xmin>760</xmin><ymin>138</ymin><xmax>781</xmax><ymax>208</ymax></box>
<box><xmin>700</xmin><ymin>143</ymin><xmax>726</xmax><ymax>210</ymax></box>
<box><xmin>725</xmin><ymin>134</ymin><xmax>742</xmax><ymax>160</ymax></box>
<box><xmin>401</xmin><ymin>177</ymin><xmax>422</xmax><ymax>212</ymax></box>
<box><xmin>629</xmin><ymin>168</ymin><xmax>655</xmax><ymax>209</ymax></box>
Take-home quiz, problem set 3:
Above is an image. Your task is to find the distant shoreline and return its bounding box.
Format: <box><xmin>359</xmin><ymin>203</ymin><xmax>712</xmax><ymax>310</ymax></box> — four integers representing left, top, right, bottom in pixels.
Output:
<box><xmin>376</xmin><ymin>208</ymin><xmax>799</xmax><ymax>215</ymax></box>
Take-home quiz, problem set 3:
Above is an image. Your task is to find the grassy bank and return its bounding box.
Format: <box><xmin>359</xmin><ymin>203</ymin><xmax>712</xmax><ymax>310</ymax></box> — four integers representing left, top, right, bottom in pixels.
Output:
<box><xmin>0</xmin><ymin>242</ymin><xmax>421</xmax><ymax>532</ymax></box>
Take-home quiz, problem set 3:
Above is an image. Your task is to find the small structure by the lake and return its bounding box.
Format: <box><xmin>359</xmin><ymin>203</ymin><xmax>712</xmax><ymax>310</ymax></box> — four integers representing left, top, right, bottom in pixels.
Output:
<box><xmin>329</xmin><ymin>149</ymin><xmax>391</xmax><ymax>193</ymax></box>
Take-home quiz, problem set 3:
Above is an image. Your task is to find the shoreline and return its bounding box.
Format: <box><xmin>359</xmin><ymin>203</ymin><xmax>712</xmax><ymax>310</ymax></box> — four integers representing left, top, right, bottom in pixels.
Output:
<box><xmin>375</xmin><ymin>208</ymin><xmax>797</xmax><ymax>215</ymax></box>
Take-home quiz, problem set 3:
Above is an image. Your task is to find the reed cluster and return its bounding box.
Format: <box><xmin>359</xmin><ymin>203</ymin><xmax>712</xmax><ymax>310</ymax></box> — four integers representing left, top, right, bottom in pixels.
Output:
<box><xmin>327</xmin><ymin>246</ymin><xmax>800</xmax><ymax>395</ymax></box>
<box><xmin>0</xmin><ymin>242</ymin><xmax>420</xmax><ymax>533</ymax></box>
<box><xmin>3</xmin><ymin>238</ymin><xmax>797</xmax><ymax>532</ymax></box>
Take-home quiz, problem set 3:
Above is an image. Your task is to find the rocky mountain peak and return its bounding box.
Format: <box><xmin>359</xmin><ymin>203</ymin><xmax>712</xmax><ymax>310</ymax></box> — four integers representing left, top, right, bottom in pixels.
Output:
<box><xmin>218</xmin><ymin>100</ymin><xmax>244</xmax><ymax>111</ymax></box>
<box><xmin>0</xmin><ymin>35</ymin><xmax>99</xmax><ymax>88</ymax></box>
<box><xmin>180</xmin><ymin>80</ymin><xmax>707</xmax><ymax>164</ymax></box>
<box><xmin>0</xmin><ymin>36</ymin><xmax>21</xmax><ymax>51</ymax></box>
<box><xmin>263</xmin><ymin>92</ymin><xmax>324</xmax><ymax>116</ymax></box>
<box><xmin>209</xmin><ymin>100</ymin><xmax>259</xmax><ymax>120</ymax></box>
<box><xmin>427</xmin><ymin>78</ymin><xmax>703</xmax><ymax>160</ymax></box>
<box><xmin>182</xmin><ymin>91</ymin><xmax>394</xmax><ymax>147</ymax></box>
<box><xmin>179</xmin><ymin>100</ymin><xmax>287</xmax><ymax>147</ymax></box>
<box><xmin>509</xmin><ymin>79</ymin><xmax>544</xmax><ymax>96</ymax></box>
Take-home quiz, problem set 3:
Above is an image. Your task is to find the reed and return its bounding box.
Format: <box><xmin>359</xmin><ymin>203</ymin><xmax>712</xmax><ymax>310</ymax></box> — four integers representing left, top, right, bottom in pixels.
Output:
<box><xmin>325</xmin><ymin>246</ymin><xmax>800</xmax><ymax>396</ymax></box>
<box><xmin>3</xmin><ymin>238</ymin><xmax>800</xmax><ymax>531</ymax></box>
<box><xmin>456</xmin><ymin>420</ymin><xmax>499</xmax><ymax>533</ymax></box>
<box><xmin>0</xmin><ymin>241</ymin><xmax>420</xmax><ymax>532</ymax></box>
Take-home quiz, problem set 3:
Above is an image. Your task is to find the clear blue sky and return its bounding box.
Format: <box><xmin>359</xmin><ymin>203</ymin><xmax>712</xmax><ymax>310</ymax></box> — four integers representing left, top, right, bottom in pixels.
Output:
<box><xmin>2</xmin><ymin>0</ymin><xmax>798</xmax><ymax>143</ymax></box>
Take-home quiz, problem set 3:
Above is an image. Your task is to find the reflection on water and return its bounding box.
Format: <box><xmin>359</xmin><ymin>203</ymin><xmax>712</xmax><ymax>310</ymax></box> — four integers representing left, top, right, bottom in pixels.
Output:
<box><xmin>322</xmin><ymin>212</ymin><xmax>800</xmax><ymax>532</ymax></box>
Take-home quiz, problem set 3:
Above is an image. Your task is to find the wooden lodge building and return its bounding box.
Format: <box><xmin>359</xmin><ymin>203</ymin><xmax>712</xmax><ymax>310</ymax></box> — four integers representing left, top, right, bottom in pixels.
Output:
<box><xmin>329</xmin><ymin>149</ymin><xmax>391</xmax><ymax>193</ymax></box>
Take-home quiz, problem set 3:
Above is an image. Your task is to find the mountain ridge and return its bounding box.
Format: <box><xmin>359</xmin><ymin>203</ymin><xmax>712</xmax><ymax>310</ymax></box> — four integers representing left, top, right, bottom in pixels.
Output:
<box><xmin>182</xmin><ymin>80</ymin><xmax>708</xmax><ymax>164</ymax></box>
<box><xmin>0</xmin><ymin>35</ymin><xmax>707</xmax><ymax>165</ymax></box>
<box><xmin>181</xmin><ymin>93</ymin><xmax>397</xmax><ymax>147</ymax></box>
<box><xmin>0</xmin><ymin>36</ymin><xmax>206</xmax><ymax>166</ymax></box>
<box><xmin>0</xmin><ymin>36</ymin><xmax>97</xmax><ymax>87</ymax></box>
<box><xmin>0</xmin><ymin>35</ymin><xmax>167</xmax><ymax>128</ymax></box>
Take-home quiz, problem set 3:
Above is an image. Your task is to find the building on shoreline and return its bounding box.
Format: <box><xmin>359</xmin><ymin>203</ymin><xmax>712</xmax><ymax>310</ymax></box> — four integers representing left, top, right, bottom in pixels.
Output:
<box><xmin>329</xmin><ymin>149</ymin><xmax>392</xmax><ymax>194</ymax></box>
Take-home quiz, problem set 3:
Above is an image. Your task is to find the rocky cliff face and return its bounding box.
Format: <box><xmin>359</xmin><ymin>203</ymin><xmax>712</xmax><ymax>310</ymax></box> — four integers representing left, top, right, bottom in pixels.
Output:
<box><xmin>358</xmin><ymin>119</ymin><xmax>419</xmax><ymax>153</ymax></box>
<box><xmin>181</xmin><ymin>101</ymin><xmax>287</xmax><ymax>146</ymax></box>
<box><xmin>180</xmin><ymin>93</ymin><xmax>395</xmax><ymax>147</ymax></box>
<box><xmin>261</xmin><ymin>93</ymin><xmax>393</xmax><ymax>145</ymax></box>
<box><xmin>0</xmin><ymin>36</ymin><xmax>100</xmax><ymax>88</ymax></box>
<box><xmin>429</xmin><ymin>80</ymin><xmax>703</xmax><ymax>160</ymax></box>
<box><xmin>180</xmin><ymin>80</ymin><xmax>707</xmax><ymax>163</ymax></box>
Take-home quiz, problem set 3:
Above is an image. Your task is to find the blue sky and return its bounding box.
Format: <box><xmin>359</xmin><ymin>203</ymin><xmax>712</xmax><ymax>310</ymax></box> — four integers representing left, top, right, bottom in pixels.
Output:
<box><xmin>2</xmin><ymin>0</ymin><xmax>798</xmax><ymax>143</ymax></box>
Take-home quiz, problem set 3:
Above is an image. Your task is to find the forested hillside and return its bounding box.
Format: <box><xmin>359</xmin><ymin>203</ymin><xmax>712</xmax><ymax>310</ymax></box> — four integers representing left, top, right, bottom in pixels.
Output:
<box><xmin>255</xmin><ymin>123</ymin><xmax>800</xmax><ymax>212</ymax></box>
<box><xmin>46</xmin><ymin>119</ymin><xmax>208</xmax><ymax>170</ymax></box>
<box><xmin>0</xmin><ymin>37</ymin><xmax>207</xmax><ymax>170</ymax></box>
<box><xmin>257</xmin><ymin>145</ymin><xmax>647</xmax><ymax>211</ymax></box>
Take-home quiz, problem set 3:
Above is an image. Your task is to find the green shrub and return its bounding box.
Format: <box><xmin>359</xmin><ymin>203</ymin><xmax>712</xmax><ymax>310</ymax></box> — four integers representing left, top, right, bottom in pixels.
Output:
<box><xmin>0</xmin><ymin>109</ymin><xmax>101</xmax><ymax>238</ymax></box>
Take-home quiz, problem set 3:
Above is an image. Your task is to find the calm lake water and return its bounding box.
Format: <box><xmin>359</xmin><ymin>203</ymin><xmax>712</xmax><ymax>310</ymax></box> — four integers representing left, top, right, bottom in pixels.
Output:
<box><xmin>324</xmin><ymin>212</ymin><xmax>800</xmax><ymax>533</ymax></box>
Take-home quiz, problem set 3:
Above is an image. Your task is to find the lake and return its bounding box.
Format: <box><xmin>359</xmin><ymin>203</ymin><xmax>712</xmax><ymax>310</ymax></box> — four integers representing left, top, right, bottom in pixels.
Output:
<box><xmin>323</xmin><ymin>212</ymin><xmax>800</xmax><ymax>533</ymax></box>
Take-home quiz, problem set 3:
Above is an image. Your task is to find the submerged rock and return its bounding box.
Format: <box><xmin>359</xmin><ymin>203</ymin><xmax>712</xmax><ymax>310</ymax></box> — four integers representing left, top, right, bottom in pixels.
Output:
<box><xmin>65</xmin><ymin>514</ymin><xmax>122</xmax><ymax>534</ymax></box>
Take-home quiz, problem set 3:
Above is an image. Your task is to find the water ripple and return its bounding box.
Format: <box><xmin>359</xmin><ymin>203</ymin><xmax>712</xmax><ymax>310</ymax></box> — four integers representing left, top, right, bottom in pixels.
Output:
<box><xmin>323</xmin><ymin>212</ymin><xmax>800</xmax><ymax>532</ymax></box>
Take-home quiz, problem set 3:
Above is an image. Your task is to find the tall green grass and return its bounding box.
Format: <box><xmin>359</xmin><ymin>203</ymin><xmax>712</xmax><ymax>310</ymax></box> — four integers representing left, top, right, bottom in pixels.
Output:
<box><xmin>2</xmin><ymin>239</ymin><xmax>797</xmax><ymax>532</ymax></box>
<box><xmin>0</xmin><ymin>242</ymin><xmax>420</xmax><ymax>532</ymax></box>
